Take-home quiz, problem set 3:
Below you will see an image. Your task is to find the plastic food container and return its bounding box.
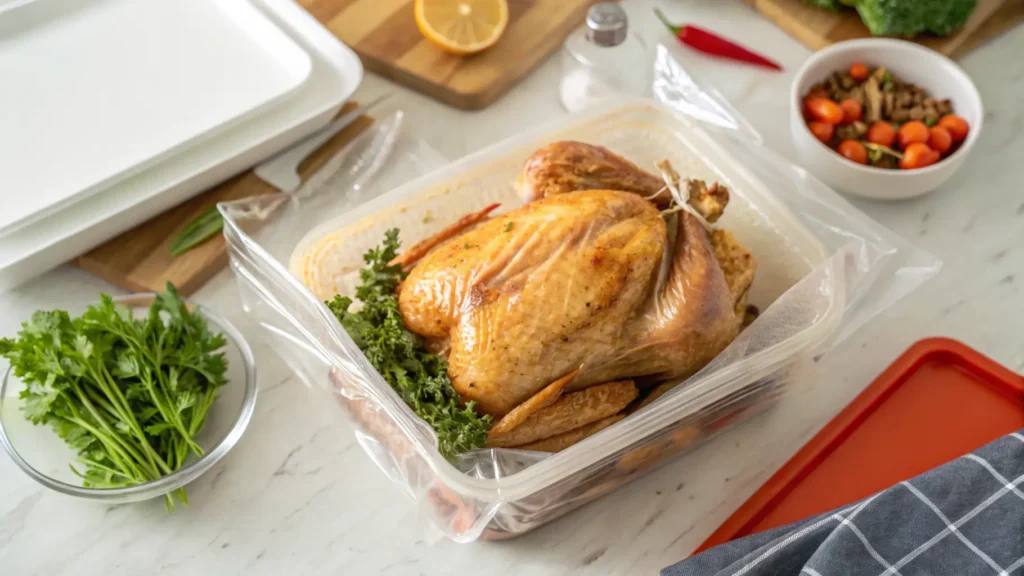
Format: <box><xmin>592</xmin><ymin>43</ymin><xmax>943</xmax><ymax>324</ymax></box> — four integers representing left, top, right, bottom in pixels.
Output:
<box><xmin>221</xmin><ymin>94</ymin><xmax>937</xmax><ymax>542</ymax></box>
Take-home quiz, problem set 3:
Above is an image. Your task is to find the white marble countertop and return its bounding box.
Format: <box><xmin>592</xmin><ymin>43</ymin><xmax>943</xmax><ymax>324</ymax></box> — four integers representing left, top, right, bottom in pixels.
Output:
<box><xmin>2</xmin><ymin>1</ymin><xmax>1023</xmax><ymax>574</ymax></box>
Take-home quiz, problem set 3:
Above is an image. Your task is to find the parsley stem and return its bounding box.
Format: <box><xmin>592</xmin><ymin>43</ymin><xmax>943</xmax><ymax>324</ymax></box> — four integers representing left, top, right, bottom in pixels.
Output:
<box><xmin>76</xmin><ymin>384</ymin><xmax>165</xmax><ymax>475</ymax></box>
<box><xmin>82</xmin><ymin>364</ymin><xmax>171</xmax><ymax>476</ymax></box>
<box><xmin>68</xmin><ymin>385</ymin><xmax>146</xmax><ymax>469</ymax></box>
<box><xmin>78</xmin><ymin>457</ymin><xmax>134</xmax><ymax>482</ymax></box>
<box><xmin>70</xmin><ymin>463</ymin><xmax>134</xmax><ymax>488</ymax></box>
<box><xmin>139</xmin><ymin>367</ymin><xmax>203</xmax><ymax>456</ymax></box>
<box><xmin>80</xmin><ymin>385</ymin><xmax>121</xmax><ymax>421</ymax></box>
<box><xmin>66</xmin><ymin>414</ymin><xmax>149</xmax><ymax>482</ymax></box>
<box><xmin>94</xmin><ymin>363</ymin><xmax>136</xmax><ymax>417</ymax></box>
<box><xmin>189</xmin><ymin>388</ymin><xmax>217</xmax><ymax>435</ymax></box>
<box><xmin>108</xmin><ymin>330</ymin><xmax>204</xmax><ymax>457</ymax></box>
<box><xmin>172</xmin><ymin>435</ymin><xmax>186</xmax><ymax>472</ymax></box>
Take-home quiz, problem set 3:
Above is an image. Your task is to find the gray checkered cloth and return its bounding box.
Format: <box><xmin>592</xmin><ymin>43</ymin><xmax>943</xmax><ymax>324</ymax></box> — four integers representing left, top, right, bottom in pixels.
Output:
<box><xmin>663</xmin><ymin>430</ymin><xmax>1024</xmax><ymax>576</ymax></box>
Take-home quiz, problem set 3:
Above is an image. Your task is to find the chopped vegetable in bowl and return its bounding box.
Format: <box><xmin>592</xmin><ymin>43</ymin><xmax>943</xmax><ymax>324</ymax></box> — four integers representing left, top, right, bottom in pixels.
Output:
<box><xmin>802</xmin><ymin>63</ymin><xmax>970</xmax><ymax>170</ymax></box>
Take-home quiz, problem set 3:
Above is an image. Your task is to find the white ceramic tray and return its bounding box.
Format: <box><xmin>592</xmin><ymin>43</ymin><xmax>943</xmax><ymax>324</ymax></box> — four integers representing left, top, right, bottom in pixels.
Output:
<box><xmin>0</xmin><ymin>0</ymin><xmax>362</xmax><ymax>293</ymax></box>
<box><xmin>0</xmin><ymin>0</ymin><xmax>313</xmax><ymax>236</ymax></box>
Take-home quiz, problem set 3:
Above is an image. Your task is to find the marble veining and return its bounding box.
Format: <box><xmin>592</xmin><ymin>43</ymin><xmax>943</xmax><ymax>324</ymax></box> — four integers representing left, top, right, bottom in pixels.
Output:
<box><xmin>2</xmin><ymin>1</ymin><xmax>1023</xmax><ymax>574</ymax></box>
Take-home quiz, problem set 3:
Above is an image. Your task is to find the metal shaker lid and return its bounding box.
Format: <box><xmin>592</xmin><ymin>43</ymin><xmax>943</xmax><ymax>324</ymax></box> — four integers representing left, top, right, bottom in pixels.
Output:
<box><xmin>585</xmin><ymin>3</ymin><xmax>628</xmax><ymax>47</ymax></box>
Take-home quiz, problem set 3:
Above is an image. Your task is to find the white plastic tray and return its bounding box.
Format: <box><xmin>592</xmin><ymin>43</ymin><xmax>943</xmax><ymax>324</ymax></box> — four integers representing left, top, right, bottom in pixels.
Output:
<box><xmin>0</xmin><ymin>0</ymin><xmax>313</xmax><ymax>236</ymax></box>
<box><xmin>0</xmin><ymin>0</ymin><xmax>362</xmax><ymax>293</ymax></box>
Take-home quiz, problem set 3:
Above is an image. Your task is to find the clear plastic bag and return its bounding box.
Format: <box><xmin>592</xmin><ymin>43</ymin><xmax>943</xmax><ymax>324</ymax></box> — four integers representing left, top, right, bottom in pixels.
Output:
<box><xmin>221</xmin><ymin>50</ymin><xmax>939</xmax><ymax>543</ymax></box>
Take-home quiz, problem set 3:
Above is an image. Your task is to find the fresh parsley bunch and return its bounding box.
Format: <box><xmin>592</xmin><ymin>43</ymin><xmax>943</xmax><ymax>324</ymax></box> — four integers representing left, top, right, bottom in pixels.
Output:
<box><xmin>0</xmin><ymin>284</ymin><xmax>228</xmax><ymax>509</ymax></box>
<box><xmin>327</xmin><ymin>229</ymin><xmax>491</xmax><ymax>459</ymax></box>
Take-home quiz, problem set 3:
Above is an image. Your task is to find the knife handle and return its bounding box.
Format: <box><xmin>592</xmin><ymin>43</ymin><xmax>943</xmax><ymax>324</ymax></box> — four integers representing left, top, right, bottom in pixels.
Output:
<box><xmin>254</xmin><ymin>94</ymin><xmax>390</xmax><ymax>193</ymax></box>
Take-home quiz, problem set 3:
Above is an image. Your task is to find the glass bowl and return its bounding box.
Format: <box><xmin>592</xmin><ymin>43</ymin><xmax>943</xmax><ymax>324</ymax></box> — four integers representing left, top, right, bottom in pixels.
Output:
<box><xmin>0</xmin><ymin>293</ymin><xmax>257</xmax><ymax>504</ymax></box>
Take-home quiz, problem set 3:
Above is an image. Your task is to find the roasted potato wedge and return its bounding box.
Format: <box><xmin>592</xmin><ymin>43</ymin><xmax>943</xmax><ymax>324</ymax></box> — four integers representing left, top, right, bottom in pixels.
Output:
<box><xmin>489</xmin><ymin>367</ymin><xmax>580</xmax><ymax>436</ymax></box>
<box><xmin>487</xmin><ymin>380</ymin><xmax>637</xmax><ymax>448</ymax></box>
<box><xmin>514</xmin><ymin>413</ymin><xmax>625</xmax><ymax>452</ymax></box>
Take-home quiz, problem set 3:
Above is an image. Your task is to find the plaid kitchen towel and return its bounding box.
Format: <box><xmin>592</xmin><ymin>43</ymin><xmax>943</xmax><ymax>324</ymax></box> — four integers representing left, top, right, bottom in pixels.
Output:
<box><xmin>663</xmin><ymin>430</ymin><xmax>1024</xmax><ymax>576</ymax></box>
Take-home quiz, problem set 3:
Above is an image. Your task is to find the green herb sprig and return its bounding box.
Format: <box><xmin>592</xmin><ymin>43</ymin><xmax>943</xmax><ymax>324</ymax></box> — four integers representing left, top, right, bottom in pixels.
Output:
<box><xmin>327</xmin><ymin>229</ymin><xmax>491</xmax><ymax>459</ymax></box>
<box><xmin>0</xmin><ymin>284</ymin><xmax>228</xmax><ymax>509</ymax></box>
<box><xmin>169</xmin><ymin>206</ymin><xmax>223</xmax><ymax>257</ymax></box>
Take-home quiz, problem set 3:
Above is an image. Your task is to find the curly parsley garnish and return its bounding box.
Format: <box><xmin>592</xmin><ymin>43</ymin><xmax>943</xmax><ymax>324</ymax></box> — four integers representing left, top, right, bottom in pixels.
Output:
<box><xmin>327</xmin><ymin>229</ymin><xmax>491</xmax><ymax>459</ymax></box>
<box><xmin>0</xmin><ymin>284</ymin><xmax>227</xmax><ymax>509</ymax></box>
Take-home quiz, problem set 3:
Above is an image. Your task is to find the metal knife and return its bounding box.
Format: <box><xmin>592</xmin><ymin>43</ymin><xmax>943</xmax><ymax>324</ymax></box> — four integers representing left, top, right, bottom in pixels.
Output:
<box><xmin>170</xmin><ymin>94</ymin><xmax>391</xmax><ymax>256</ymax></box>
<box><xmin>254</xmin><ymin>93</ymin><xmax>391</xmax><ymax>193</ymax></box>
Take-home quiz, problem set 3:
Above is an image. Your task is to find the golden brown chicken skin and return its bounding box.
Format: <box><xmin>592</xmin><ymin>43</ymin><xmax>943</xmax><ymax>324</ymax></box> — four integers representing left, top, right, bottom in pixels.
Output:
<box><xmin>516</xmin><ymin>141</ymin><xmax>674</xmax><ymax>208</ymax></box>
<box><xmin>399</xmin><ymin>190</ymin><xmax>665</xmax><ymax>416</ymax></box>
<box><xmin>396</xmin><ymin>142</ymin><xmax>755</xmax><ymax>431</ymax></box>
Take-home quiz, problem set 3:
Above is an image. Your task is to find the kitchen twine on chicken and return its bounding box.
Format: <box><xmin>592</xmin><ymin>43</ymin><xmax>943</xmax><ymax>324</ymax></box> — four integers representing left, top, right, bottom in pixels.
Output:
<box><xmin>650</xmin><ymin>160</ymin><xmax>715</xmax><ymax>230</ymax></box>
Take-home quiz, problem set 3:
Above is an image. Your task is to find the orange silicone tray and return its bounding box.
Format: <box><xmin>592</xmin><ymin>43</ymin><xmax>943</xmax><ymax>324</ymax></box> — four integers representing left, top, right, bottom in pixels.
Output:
<box><xmin>697</xmin><ymin>337</ymin><xmax>1024</xmax><ymax>553</ymax></box>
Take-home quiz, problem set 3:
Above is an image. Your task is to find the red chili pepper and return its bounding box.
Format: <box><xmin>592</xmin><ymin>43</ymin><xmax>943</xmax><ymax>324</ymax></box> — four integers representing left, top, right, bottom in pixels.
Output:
<box><xmin>654</xmin><ymin>9</ymin><xmax>782</xmax><ymax>72</ymax></box>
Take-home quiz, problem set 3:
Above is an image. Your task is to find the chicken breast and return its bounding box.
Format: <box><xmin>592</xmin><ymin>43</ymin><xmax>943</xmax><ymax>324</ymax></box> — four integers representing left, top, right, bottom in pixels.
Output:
<box><xmin>395</xmin><ymin>142</ymin><xmax>754</xmax><ymax>423</ymax></box>
<box><xmin>399</xmin><ymin>190</ymin><xmax>665</xmax><ymax>415</ymax></box>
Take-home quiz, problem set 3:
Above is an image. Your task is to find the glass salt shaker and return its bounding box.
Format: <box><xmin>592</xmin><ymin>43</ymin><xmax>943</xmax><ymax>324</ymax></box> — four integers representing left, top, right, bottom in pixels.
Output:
<box><xmin>560</xmin><ymin>3</ymin><xmax>647</xmax><ymax>113</ymax></box>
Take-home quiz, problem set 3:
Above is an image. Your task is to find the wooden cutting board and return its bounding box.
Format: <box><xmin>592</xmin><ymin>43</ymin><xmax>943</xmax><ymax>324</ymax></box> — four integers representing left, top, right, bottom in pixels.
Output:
<box><xmin>745</xmin><ymin>0</ymin><xmax>1024</xmax><ymax>58</ymax></box>
<box><xmin>74</xmin><ymin>103</ymin><xmax>373</xmax><ymax>296</ymax></box>
<box><xmin>311</xmin><ymin>0</ymin><xmax>597</xmax><ymax>109</ymax></box>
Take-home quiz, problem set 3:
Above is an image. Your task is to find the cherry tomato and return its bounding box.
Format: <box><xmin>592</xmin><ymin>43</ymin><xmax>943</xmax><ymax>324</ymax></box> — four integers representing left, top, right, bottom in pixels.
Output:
<box><xmin>837</xmin><ymin>140</ymin><xmax>868</xmax><ymax>164</ymax></box>
<box><xmin>928</xmin><ymin>126</ymin><xmax>953</xmax><ymax>155</ymax></box>
<box><xmin>900</xmin><ymin>143</ymin><xmax>940</xmax><ymax>170</ymax></box>
<box><xmin>849</xmin><ymin>62</ymin><xmax>870</xmax><ymax>82</ymax></box>
<box><xmin>803</xmin><ymin>89</ymin><xmax>829</xmax><ymax>119</ymax></box>
<box><xmin>808</xmin><ymin>121</ymin><xmax>834</xmax><ymax>144</ymax></box>
<box><xmin>866</xmin><ymin>122</ymin><xmax>896</xmax><ymax>147</ymax></box>
<box><xmin>839</xmin><ymin>99</ymin><xmax>862</xmax><ymax>124</ymax></box>
<box><xmin>806</xmin><ymin>98</ymin><xmax>844</xmax><ymax>125</ymax></box>
<box><xmin>807</xmin><ymin>87</ymin><xmax>829</xmax><ymax>100</ymax></box>
<box><xmin>938</xmin><ymin>114</ymin><xmax>969</xmax><ymax>142</ymax></box>
<box><xmin>801</xmin><ymin>100</ymin><xmax>814</xmax><ymax>120</ymax></box>
<box><xmin>898</xmin><ymin>121</ymin><xmax>930</xmax><ymax>149</ymax></box>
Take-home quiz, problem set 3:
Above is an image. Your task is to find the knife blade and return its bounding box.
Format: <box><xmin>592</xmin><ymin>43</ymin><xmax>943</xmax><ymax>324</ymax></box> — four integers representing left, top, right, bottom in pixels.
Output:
<box><xmin>254</xmin><ymin>93</ymin><xmax>391</xmax><ymax>193</ymax></box>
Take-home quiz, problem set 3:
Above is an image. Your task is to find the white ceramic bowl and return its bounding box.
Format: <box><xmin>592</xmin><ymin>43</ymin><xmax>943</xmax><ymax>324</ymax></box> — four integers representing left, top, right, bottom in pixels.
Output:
<box><xmin>790</xmin><ymin>39</ymin><xmax>983</xmax><ymax>200</ymax></box>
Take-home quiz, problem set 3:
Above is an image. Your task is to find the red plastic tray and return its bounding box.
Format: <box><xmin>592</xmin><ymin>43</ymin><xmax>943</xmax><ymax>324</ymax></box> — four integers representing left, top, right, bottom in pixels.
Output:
<box><xmin>697</xmin><ymin>337</ymin><xmax>1024</xmax><ymax>553</ymax></box>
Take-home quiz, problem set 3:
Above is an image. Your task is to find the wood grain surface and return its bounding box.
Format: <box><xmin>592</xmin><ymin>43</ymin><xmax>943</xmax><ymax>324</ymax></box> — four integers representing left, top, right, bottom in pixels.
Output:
<box><xmin>745</xmin><ymin>0</ymin><xmax>1023</xmax><ymax>58</ymax></box>
<box><xmin>74</xmin><ymin>104</ymin><xmax>373</xmax><ymax>296</ymax></box>
<box><xmin>314</xmin><ymin>0</ymin><xmax>597</xmax><ymax>109</ymax></box>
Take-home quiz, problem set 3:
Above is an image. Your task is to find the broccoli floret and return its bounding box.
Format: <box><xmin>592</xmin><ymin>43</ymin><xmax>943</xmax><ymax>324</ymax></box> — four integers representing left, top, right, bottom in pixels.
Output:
<box><xmin>803</xmin><ymin>0</ymin><xmax>976</xmax><ymax>37</ymax></box>
<box><xmin>854</xmin><ymin>0</ymin><xmax>976</xmax><ymax>36</ymax></box>
<box><xmin>926</xmin><ymin>0</ymin><xmax>976</xmax><ymax>35</ymax></box>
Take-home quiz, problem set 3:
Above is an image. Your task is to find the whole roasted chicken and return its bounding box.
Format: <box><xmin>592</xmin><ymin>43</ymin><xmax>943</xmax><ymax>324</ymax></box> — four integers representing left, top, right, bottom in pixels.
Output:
<box><xmin>393</xmin><ymin>142</ymin><xmax>755</xmax><ymax>441</ymax></box>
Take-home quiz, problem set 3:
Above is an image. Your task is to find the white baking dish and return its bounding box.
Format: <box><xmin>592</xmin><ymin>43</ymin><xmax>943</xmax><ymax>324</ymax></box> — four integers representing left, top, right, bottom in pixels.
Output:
<box><xmin>0</xmin><ymin>0</ymin><xmax>312</xmax><ymax>236</ymax></box>
<box><xmin>0</xmin><ymin>0</ymin><xmax>362</xmax><ymax>293</ymax></box>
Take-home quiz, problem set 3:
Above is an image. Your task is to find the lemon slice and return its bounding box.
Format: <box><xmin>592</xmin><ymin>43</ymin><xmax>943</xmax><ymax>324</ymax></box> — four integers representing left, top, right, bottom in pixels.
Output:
<box><xmin>415</xmin><ymin>0</ymin><xmax>509</xmax><ymax>56</ymax></box>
